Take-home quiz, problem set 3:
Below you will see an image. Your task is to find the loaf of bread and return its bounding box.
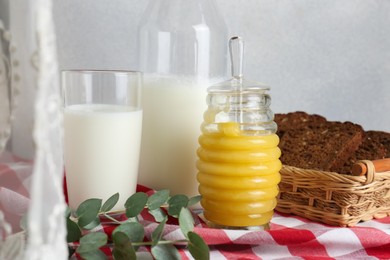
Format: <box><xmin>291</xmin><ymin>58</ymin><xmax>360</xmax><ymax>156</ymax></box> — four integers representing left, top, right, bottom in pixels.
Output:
<box><xmin>279</xmin><ymin>120</ymin><xmax>364</xmax><ymax>172</ymax></box>
<box><xmin>339</xmin><ymin>136</ymin><xmax>387</xmax><ymax>174</ymax></box>
<box><xmin>275</xmin><ymin>112</ymin><xmax>326</xmax><ymax>139</ymax></box>
<box><xmin>366</xmin><ymin>131</ymin><xmax>390</xmax><ymax>157</ymax></box>
<box><xmin>276</xmin><ymin>111</ymin><xmax>389</xmax><ymax>174</ymax></box>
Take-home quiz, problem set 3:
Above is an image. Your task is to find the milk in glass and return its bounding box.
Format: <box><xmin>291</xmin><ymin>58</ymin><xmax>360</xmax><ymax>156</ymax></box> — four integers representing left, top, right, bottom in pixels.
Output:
<box><xmin>64</xmin><ymin>104</ymin><xmax>142</xmax><ymax>211</ymax></box>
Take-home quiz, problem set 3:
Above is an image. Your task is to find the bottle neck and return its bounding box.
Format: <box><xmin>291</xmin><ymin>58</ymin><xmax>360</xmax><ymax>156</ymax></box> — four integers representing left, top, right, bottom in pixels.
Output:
<box><xmin>142</xmin><ymin>0</ymin><xmax>223</xmax><ymax>27</ymax></box>
<box><xmin>137</xmin><ymin>0</ymin><xmax>228</xmax><ymax>80</ymax></box>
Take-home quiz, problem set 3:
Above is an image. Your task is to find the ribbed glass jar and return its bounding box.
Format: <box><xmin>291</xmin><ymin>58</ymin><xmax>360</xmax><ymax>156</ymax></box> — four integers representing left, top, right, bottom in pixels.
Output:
<box><xmin>197</xmin><ymin>78</ymin><xmax>282</xmax><ymax>229</ymax></box>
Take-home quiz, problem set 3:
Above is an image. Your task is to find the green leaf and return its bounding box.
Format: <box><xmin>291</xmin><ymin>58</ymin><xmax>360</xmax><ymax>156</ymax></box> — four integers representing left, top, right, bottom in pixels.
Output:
<box><xmin>101</xmin><ymin>193</ymin><xmax>119</xmax><ymax>212</ymax></box>
<box><xmin>188</xmin><ymin>195</ymin><xmax>202</xmax><ymax>207</ymax></box>
<box><xmin>188</xmin><ymin>231</ymin><xmax>209</xmax><ymax>260</ymax></box>
<box><xmin>82</xmin><ymin>217</ymin><xmax>101</xmax><ymax>230</ymax></box>
<box><xmin>20</xmin><ymin>214</ymin><xmax>28</xmax><ymax>231</ymax></box>
<box><xmin>112</xmin><ymin>247</ymin><xmax>136</xmax><ymax>260</ymax></box>
<box><xmin>112</xmin><ymin>232</ymin><xmax>136</xmax><ymax>260</ymax></box>
<box><xmin>125</xmin><ymin>192</ymin><xmax>148</xmax><ymax>218</ymax></box>
<box><xmin>179</xmin><ymin>208</ymin><xmax>194</xmax><ymax>238</ymax></box>
<box><xmin>151</xmin><ymin>217</ymin><xmax>167</xmax><ymax>246</ymax></box>
<box><xmin>147</xmin><ymin>190</ymin><xmax>170</xmax><ymax>210</ymax></box>
<box><xmin>167</xmin><ymin>195</ymin><xmax>189</xmax><ymax>217</ymax></box>
<box><xmin>76</xmin><ymin>232</ymin><xmax>107</xmax><ymax>254</ymax></box>
<box><xmin>66</xmin><ymin>218</ymin><xmax>82</xmax><ymax>243</ymax></box>
<box><xmin>76</xmin><ymin>198</ymin><xmax>102</xmax><ymax>228</ymax></box>
<box><xmin>149</xmin><ymin>208</ymin><xmax>166</xmax><ymax>223</ymax></box>
<box><xmin>112</xmin><ymin>231</ymin><xmax>130</xmax><ymax>245</ymax></box>
<box><xmin>112</xmin><ymin>222</ymin><xmax>144</xmax><ymax>243</ymax></box>
<box><xmin>78</xmin><ymin>249</ymin><xmax>107</xmax><ymax>260</ymax></box>
<box><xmin>151</xmin><ymin>244</ymin><xmax>181</xmax><ymax>260</ymax></box>
<box><xmin>65</xmin><ymin>206</ymin><xmax>71</xmax><ymax>218</ymax></box>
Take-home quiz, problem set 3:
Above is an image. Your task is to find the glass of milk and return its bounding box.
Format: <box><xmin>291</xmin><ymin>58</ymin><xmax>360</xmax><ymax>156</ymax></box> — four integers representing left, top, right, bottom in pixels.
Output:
<box><xmin>62</xmin><ymin>70</ymin><xmax>142</xmax><ymax>212</ymax></box>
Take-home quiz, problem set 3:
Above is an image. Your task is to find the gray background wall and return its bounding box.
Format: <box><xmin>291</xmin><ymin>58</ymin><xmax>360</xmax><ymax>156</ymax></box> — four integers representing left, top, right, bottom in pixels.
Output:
<box><xmin>53</xmin><ymin>0</ymin><xmax>390</xmax><ymax>132</ymax></box>
<box><xmin>2</xmin><ymin>0</ymin><xmax>389</xmax><ymax>159</ymax></box>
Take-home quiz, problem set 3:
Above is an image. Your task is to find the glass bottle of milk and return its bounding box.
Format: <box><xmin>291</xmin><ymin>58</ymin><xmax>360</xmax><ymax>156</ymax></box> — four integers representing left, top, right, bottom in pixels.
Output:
<box><xmin>137</xmin><ymin>0</ymin><xmax>228</xmax><ymax>196</ymax></box>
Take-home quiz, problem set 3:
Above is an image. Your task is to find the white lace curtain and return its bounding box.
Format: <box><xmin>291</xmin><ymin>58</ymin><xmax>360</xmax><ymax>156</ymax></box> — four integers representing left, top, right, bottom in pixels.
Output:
<box><xmin>0</xmin><ymin>0</ymin><xmax>67</xmax><ymax>259</ymax></box>
<box><xmin>0</xmin><ymin>11</ymin><xmax>12</xmax><ymax>155</ymax></box>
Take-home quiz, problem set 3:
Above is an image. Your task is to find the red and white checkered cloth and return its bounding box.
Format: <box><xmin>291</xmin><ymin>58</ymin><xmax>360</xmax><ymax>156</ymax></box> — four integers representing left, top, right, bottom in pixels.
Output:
<box><xmin>1</xmin><ymin>151</ymin><xmax>390</xmax><ymax>259</ymax></box>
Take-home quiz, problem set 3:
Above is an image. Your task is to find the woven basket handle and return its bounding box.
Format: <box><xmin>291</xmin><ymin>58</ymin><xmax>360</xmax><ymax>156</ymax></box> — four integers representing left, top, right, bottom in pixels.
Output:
<box><xmin>352</xmin><ymin>158</ymin><xmax>390</xmax><ymax>176</ymax></box>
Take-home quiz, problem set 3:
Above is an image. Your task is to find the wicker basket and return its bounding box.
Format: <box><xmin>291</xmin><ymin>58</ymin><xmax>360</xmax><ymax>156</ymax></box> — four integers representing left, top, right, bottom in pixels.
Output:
<box><xmin>276</xmin><ymin>160</ymin><xmax>390</xmax><ymax>227</ymax></box>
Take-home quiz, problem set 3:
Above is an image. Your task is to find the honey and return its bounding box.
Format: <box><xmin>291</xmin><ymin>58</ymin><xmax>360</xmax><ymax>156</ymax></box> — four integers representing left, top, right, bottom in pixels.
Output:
<box><xmin>197</xmin><ymin>122</ymin><xmax>281</xmax><ymax>228</ymax></box>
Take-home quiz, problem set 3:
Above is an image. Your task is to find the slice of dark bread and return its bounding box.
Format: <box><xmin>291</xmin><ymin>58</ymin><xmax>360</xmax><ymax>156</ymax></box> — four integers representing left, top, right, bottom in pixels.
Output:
<box><xmin>338</xmin><ymin>136</ymin><xmax>387</xmax><ymax>174</ymax></box>
<box><xmin>366</xmin><ymin>131</ymin><xmax>390</xmax><ymax>157</ymax></box>
<box><xmin>275</xmin><ymin>111</ymin><xmax>327</xmax><ymax>138</ymax></box>
<box><xmin>279</xmin><ymin>121</ymin><xmax>364</xmax><ymax>172</ymax></box>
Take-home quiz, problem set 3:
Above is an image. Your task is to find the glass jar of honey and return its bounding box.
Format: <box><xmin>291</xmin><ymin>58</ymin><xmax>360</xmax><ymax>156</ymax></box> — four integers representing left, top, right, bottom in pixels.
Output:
<box><xmin>197</xmin><ymin>37</ymin><xmax>282</xmax><ymax>229</ymax></box>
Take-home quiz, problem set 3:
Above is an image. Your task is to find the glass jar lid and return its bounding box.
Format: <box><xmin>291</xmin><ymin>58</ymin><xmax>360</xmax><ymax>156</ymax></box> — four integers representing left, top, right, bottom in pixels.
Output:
<box><xmin>208</xmin><ymin>36</ymin><xmax>270</xmax><ymax>94</ymax></box>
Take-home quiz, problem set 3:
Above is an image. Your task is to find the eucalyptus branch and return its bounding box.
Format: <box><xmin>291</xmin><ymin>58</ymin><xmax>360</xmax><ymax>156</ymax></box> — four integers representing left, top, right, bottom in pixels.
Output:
<box><xmin>66</xmin><ymin>190</ymin><xmax>207</xmax><ymax>260</ymax></box>
<box><xmin>101</xmin><ymin>212</ymin><xmax>123</xmax><ymax>225</ymax></box>
<box><xmin>130</xmin><ymin>239</ymin><xmax>189</xmax><ymax>247</ymax></box>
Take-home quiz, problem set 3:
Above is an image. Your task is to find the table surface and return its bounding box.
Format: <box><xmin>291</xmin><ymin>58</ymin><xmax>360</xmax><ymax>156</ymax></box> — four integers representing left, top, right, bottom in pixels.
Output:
<box><xmin>1</xmin><ymin>152</ymin><xmax>389</xmax><ymax>259</ymax></box>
